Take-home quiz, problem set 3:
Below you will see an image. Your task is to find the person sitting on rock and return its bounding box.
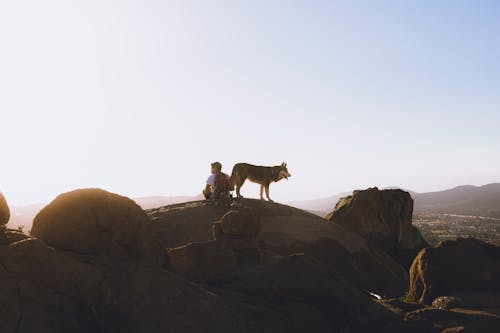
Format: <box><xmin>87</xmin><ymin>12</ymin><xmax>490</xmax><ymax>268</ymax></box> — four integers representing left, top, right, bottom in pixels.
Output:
<box><xmin>203</xmin><ymin>161</ymin><xmax>232</xmax><ymax>200</ymax></box>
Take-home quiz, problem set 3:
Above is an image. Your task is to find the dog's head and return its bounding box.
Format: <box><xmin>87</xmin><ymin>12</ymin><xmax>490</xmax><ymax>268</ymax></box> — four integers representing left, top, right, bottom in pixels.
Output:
<box><xmin>278</xmin><ymin>162</ymin><xmax>291</xmax><ymax>180</ymax></box>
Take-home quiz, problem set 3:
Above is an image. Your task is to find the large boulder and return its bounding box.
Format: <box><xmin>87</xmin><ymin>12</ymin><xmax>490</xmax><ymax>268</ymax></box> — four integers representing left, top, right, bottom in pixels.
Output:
<box><xmin>31</xmin><ymin>188</ymin><xmax>165</xmax><ymax>266</ymax></box>
<box><xmin>327</xmin><ymin>188</ymin><xmax>415</xmax><ymax>254</ymax></box>
<box><xmin>148</xmin><ymin>199</ymin><xmax>409</xmax><ymax>297</ymax></box>
<box><xmin>407</xmin><ymin>238</ymin><xmax>500</xmax><ymax>304</ymax></box>
<box><xmin>148</xmin><ymin>200</ymin><xmax>232</xmax><ymax>247</ymax></box>
<box><xmin>0</xmin><ymin>192</ymin><xmax>9</xmax><ymax>228</ymax></box>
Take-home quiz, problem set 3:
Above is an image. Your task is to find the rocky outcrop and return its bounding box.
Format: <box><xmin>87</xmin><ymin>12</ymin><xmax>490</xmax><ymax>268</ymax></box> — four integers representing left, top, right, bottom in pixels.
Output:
<box><xmin>149</xmin><ymin>199</ymin><xmax>409</xmax><ymax>297</ymax></box>
<box><xmin>327</xmin><ymin>188</ymin><xmax>415</xmax><ymax>254</ymax></box>
<box><xmin>31</xmin><ymin>188</ymin><xmax>165</xmax><ymax>266</ymax></box>
<box><xmin>1</xmin><ymin>187</ymin><xmax>497</xmax><ymax>333</ymax></box>
<box><xmin>167</xmin><ymin>208</ymin><xmax>261</xmax><ymax>281</ymax></box>
<box><xmin>407</xmin><ymin>238</ymin><xmax>500</xmax><ymax>304</ymax></box>
<box><xmin>0</xmin><ymin>227</ymin><xmax>412</xmax><ymax>333</ymax></box>
<box><xmin>0</xmin><ymin>228</ymin><xmax>328</xmax><ymax>333</ymax></box>
<box><xmin>214</xmin><ymin>208</ymin><xmax>261</xmax><ymax>263</ymax></box>
<box><xmin>0</xmin><ymin>192</ymin><xmax>9</xmax><ymax>229</ymax></box>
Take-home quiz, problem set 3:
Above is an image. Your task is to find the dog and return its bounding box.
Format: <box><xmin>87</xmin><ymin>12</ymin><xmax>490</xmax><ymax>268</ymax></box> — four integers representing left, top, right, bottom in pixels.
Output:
<box><xmin>230</xmin><ymin>162</ymin><xmax>291</xmax><ymax>201</ymax></box>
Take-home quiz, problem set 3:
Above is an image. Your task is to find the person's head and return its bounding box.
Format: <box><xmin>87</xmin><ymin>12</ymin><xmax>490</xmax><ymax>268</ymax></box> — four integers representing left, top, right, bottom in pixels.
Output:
<box><xmin>211</xmin><ymin>161</ymin><xmax>222</xmax><ymax>174</ymax></box>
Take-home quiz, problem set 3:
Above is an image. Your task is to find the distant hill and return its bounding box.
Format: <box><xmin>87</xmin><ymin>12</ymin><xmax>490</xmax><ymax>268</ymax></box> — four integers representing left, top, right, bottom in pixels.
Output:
<box><xmin>412</xmin><ymin>183</ymin><xmax>500</xmax><ymax>218</ymax></box>
<box><xmin>287</xmin><ymin>183</ymin><xmax>500</xmax><ymax>218</ymax></box>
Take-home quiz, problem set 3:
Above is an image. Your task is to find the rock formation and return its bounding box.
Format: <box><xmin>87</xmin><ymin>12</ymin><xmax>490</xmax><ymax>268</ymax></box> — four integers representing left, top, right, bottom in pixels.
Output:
<box><xmin>214</xmin><ymin>208</ymin><xmax>261</xmax><ymax>262</ymax></box>
<box><xmin>2</xmin><ymin>188</ymin><xmax>498</xmax><ymax>332</ymax></box>
<box><xmin>407</xmin><ymin>237</ymin><xmax>500</xmax><ymax>304</ymax></box>
<box><xmin>0</xmin><ymin>228</ymin><xmax>315</xmax><ymax>333</ymax></box>
<box><xmin>327</xmin><ymin>188</ymin><xmax>415</xmax><ymax>255</ymax></box>
<box><xmin>167</xmin><ymin>208</ymin><xmax>261</xmax><ymax>281</ymax></box>
<box><xmin>149</xmin><ymin>198</ymin><xmax>409</xmax><ymax>297</ymax></box>
<box><xmin>31</xmin><ymin>188</ymin><xmax>165</xmax><ymax>266</ymax></box>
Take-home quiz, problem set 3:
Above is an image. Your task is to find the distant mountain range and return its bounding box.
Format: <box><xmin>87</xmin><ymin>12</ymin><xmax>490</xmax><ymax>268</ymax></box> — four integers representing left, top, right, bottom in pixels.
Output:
<box><xmin>412</xmin><ymin>183</ymin><xmax>500</xmax><ymax>218</ymax></box>
<box><xmin>6</xmin><ymin>183</ymin><xmax>500</xmax><ymax>231</ymax></box>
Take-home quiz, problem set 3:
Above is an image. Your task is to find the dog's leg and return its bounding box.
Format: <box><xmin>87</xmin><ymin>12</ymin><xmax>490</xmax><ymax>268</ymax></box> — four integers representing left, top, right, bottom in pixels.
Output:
<box><xmin>265</xmin><ymin>184</ymin><xmax>273</xmax><ymax>202</ymax></box>
<box><xmin>236</xmin><ymin>178</ymin><xmax>244</xmax><ymax>198</ymax></box>
<box><xmin>260</xmin><ymin>184</ymin><xmax>264</xmax><ymax>200</ymax></box>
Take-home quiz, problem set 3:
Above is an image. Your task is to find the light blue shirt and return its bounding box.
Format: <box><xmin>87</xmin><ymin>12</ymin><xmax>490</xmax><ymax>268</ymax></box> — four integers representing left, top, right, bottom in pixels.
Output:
<box><xmin>206</xmin><ymin>174</ymin><xmax>216</xmax><ymax>190</ymax></box>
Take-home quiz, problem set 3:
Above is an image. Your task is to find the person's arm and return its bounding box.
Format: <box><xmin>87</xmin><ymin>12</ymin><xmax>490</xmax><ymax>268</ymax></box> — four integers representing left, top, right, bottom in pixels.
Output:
<box><xmin>203</xmin><ymin>174</ymin><xmax>215</xmax><ymax>199</ymax></box>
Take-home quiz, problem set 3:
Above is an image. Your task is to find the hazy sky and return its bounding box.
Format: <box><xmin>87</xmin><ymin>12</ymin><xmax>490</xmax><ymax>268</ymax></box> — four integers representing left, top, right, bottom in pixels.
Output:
<box><xmin>1</xmin><ymin>0</ymin><xmax>499</xmax><ymax>205</ymax></box>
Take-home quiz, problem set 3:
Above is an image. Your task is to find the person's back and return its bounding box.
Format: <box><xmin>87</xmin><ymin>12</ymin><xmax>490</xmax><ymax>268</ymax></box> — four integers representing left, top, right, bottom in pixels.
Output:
<box><xmin>213</xmin><ymin>172</ymin><xmax>232</xmax><ymax>199</ymax></box>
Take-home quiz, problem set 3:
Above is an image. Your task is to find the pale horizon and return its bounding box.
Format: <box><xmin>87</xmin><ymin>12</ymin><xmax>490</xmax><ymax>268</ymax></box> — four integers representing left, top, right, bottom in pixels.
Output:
<box><xmin>1</xmin><ymin>1</ymin><xmax>499</xmax><ymax>206</ymax></box>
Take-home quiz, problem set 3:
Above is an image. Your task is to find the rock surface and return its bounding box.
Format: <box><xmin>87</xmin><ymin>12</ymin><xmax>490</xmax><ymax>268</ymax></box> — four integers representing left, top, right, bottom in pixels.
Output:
<box><xmin>220</xmin><ymin>208</ymin><xmax>261</xmax><ymax>236</ymax></box>
<box><xmin>405</xmin><ymin>308</ymin><xmax>500</xmax><ymax>333</ymax></box>
<box><xmin>31</xmin><ymin>188</ymin><xmax>165</xmax><ymax>266</ymax></box>
<box><xmin>0</xmin><ymin>229</ymin><xmax>324</xmax><ymax>333</ymax></box>
<box><xmin>222</xmin><ymin>253</ymin><xmax>400</xmax><ymax>332</ymax></box>
<box><xmin>432</xmin><ymin>292</ymin><xmax>500</xmax><ymax>311</ymax></box>
<box><xmin>1</xmin><ymin>188</ymin><xmax>498</xmax><ymax>333</ymax></box>
<box><xmin>327</xmin><ymin>187</ymin><xmax>415</xmax><ymax>254</ymax></box>
<box><xmin>407</xmin><ymin>238</ymin><xmax>500</xmax><ymax>304</ymax></box>
<box><xmin>0</xmin><ymin>192</ymin><xmax>9</xmax><ymax>227</ymax></box>
<box><xmin>148</xmin><ymin>198</ymin><xmax>409</xmax><ymax>297</ymax></box>
<box><xmin>167</xmin><ymin>240</ymin><xmax>237</xmax><ymax>282</ymax></box>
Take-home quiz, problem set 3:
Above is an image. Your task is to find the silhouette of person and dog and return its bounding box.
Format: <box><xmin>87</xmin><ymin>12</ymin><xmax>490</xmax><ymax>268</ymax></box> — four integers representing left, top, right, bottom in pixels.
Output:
<box><xmin>203</xmin><ymin>161</ymin><xmax>291</xmax><ymax>202</ymax></box>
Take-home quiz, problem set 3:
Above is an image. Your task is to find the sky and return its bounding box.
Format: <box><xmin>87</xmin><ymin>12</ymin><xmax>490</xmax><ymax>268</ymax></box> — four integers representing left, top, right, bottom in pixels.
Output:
<box><xmin>1</xmin><ymin>0</ymin><xmax>499</xmax><ymax>205</ymax></box>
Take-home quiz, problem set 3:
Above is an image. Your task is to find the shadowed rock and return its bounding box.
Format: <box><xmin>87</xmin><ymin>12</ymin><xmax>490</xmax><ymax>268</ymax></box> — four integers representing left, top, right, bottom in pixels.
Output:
<box><xmin>432</xmin><ymin>292</ymin><xmax>500</xmax><ymax>310</ymax></box>
<box><xmin>407</xmin><ymin>238</ymin><xmax>500</xmax><ymax>304</ymax></box>
<box><xmin>167</xmin><ymin>240</ymin><xmax>237</xmax><ymax>282</ymax></box>
<box><xmin>220</xmin><ymin>208</ymin><xmax>261</xmax><ymax>236</ymax></box>
<box><xmin>222</xmin><ymin>253</ymin><xmax>400</xmax><ymax>332</ymax></box>
<box><xmin>31</xmin><ymin>188</ymin><xmax>165</xmax><ymax>266</ymax></box>
<box><xmin>1</xmin><ymin>189</ymin><xmax>496</xmax><ymax>333</ymax></box>
<box><xmin>0</xmin><ymin>229</ymin><xmax>314</xmax><ymax>333</ymax></box>
<box><xmin>148</xmin><ymin>198</ymin><xmax>409</xmax><ymax>297</ymax></box>
<box><xmin>405</xmin><ymin>307</ymin><xmax>500</xmax><ymax>332</ymax></box>
<box><xmin>167</xmin><ymin>208</ymin><xmax>262</xmax><ymax>281</ymax></box>
<box><xmin>327</xmin><ymin>187</ymin><xmax>415</xmax><ymax>255</ymax></box>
